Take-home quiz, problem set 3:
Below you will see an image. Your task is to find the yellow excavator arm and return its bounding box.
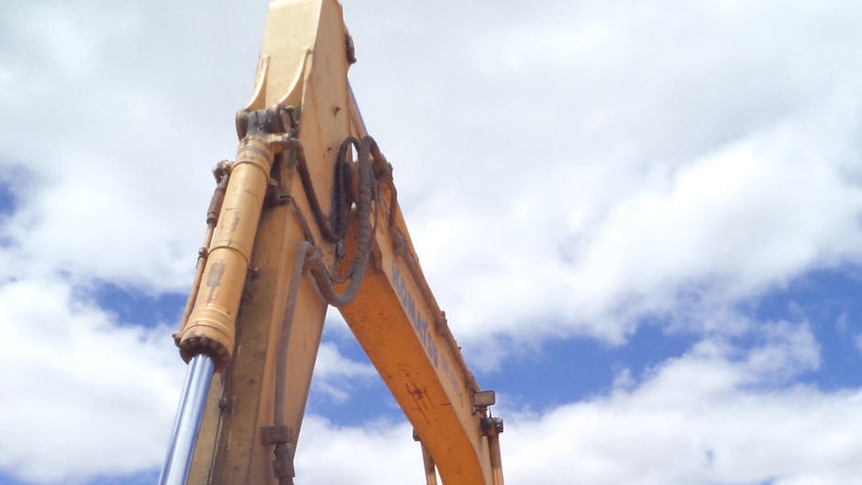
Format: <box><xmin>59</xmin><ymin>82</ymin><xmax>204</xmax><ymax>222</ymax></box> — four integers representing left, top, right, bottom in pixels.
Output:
<box><xmin>158</xmin><ymin>1</ymin><xmax>504</xmax><ymax>484</ymax></box>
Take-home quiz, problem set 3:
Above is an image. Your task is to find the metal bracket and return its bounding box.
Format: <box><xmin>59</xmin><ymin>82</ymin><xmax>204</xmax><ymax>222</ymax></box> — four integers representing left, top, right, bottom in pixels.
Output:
<box><xmin>472</xmin><ymin>389</ymin><xmax>496</xmax><ymax>411</ymax></box>
<box><xmin>261</xmin><ymin>425</ymin><xmax>296</xmax><ymax>483</ymax></box>
<box><xmin>345</xmin><ymin>32</ymin><xmax>357</xmax><ymax>64</ymax></box>
<box><xmin>261</xmin><ymin>425</ymin><xmax>294</xmax><ymax>445</ymax></box>
<box><xmin>480</xmin><ymin>416</ymin><xmax>504</xmax><ymax>436</ymax></box>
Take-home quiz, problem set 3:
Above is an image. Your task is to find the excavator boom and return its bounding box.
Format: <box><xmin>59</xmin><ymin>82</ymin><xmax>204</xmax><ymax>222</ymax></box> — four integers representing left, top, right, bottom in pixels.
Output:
<box><xmin>159</xmin><ymin>1</ymin><xmax>503</xmax><ymax>483</ymax></box>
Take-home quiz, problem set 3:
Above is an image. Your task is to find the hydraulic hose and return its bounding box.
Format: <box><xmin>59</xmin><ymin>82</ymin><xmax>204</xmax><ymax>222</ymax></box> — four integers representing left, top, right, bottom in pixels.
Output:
<box><xmin>178</xmin><ymin>162</ymin><xmax>231</xmax><ymax>339</ymax></box>
<box><xmin>306</xmin><ymin>136</ymin><xmax>374</xmax><ymax>307</ymax></box>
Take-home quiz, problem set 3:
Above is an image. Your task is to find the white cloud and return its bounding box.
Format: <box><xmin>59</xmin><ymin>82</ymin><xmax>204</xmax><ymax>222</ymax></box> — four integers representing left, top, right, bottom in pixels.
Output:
<box><xmin>3</xmin><ymin>0</ymin><xmax>860</xmax><ymax>343</ymax></box>
<box><xmin>269</xmin><ymin>321</ymin><xmax>861</xmax><ymax>485</ymax></box>
<box><xmin>295</xmin><ymin>416</ymin><xmax>421</xmax><ymax>485</ymax></box>
<box><xmin>0</xmin><ymin>1</ymin><xmax>269</xmax><ymax>291</ymax></box>
<box><xmin>310</xmin><ymin>342</ymin><xmax>378</xmax><ymax>402</ymax></box>
<box><xmin>376</xmin><ymin>0</ymin><xmax>862</xmax><ymax>351</ymax></box>
<box><xmin>0</xmin><ymin>281</ymin><xmax>377</xmax><ymax>484</ymax></box>
<box><xmin>2</xmin><ymin>0</ymin><xmax>862</xmax><ymax>483</ymax></box>
<box><xmin>498</xmin><ymin>322</ymin><xmax>861</xmax><ymax>485</ymax></box>
<box><xmin>0</xmin><ymin>278</ymin><xmax>184</xmax><ymax>483</ymax></box>
<box><xmin>314</xmin><ymin>342</ymin><xmax>377</xmax><ymax>380</ymax></box>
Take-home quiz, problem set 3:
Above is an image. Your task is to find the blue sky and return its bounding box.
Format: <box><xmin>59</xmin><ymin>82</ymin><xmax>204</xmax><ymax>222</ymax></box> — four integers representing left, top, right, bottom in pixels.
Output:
<box><xmin>2</xmin><ymin>1</ymin><xmax>862</xmax><ymax>484</ymax></box>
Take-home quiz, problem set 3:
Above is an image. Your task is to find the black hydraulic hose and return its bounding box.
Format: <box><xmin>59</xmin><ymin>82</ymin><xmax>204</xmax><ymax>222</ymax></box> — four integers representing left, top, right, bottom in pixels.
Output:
<box><xmin>307</xmin><ymin>136</ymin><xmax>374</xmax><ymax>307</ymax></box>
<box><xmin>289</xmin><ymin>137</ymin><xmax>356</xmax><ymax>243</ymax></box>
<box><xmin>266</xmin><ymin>135</ymin><xmax>378</xmax><ymax>481</ymax></box>
<box><xmin>332</xmin><ymin>138</ymin><xmax>357</xmax><ymax>239</ymax></box>
<box><xmin>365</xmin><ymin>137</ymin><xmax>402</xmax><ymax>252</ymax></box>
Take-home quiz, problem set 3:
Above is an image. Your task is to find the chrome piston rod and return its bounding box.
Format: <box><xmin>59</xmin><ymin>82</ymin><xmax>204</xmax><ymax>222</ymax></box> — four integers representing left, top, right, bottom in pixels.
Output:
<box><xmin>158</xmin><ymin>354</ymin><xmax>216</xmax><ymax>485</ymax></box>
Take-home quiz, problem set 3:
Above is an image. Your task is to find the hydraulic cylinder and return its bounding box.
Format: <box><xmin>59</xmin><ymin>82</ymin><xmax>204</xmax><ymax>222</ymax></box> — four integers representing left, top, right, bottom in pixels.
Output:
<box><xmin>158</xmin><ymin>354</ymin><xmax>215</xmax><ymax>485</ymax></box>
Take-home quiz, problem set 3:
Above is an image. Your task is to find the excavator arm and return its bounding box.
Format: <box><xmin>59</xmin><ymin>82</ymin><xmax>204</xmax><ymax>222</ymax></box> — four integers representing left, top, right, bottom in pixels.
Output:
<box><xmin>159</xmin><ymin>1</ymin><xmax>503</xmax><ymax>484</ymax></box>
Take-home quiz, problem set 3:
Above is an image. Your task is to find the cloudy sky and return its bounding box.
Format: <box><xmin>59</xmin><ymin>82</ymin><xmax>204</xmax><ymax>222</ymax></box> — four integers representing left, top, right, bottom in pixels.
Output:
<box><xmin>2</xmin><ymin>0</ymin><xmax>862</xmax><ymax>484</ymax></box>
